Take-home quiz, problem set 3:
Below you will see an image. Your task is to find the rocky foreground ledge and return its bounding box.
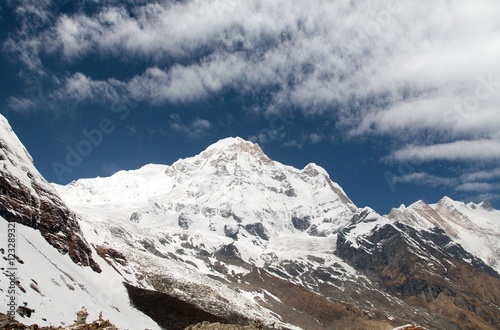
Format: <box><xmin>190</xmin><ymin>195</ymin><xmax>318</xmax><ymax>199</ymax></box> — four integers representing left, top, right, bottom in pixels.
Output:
<box><xmin>184</xmin><ymin>321</ymin><xmax>269</xmax><ymax>329</ymax></box>
<box><xmin>0</xmin><ymin>309</ymin><xmax>117</xmax><ymax>330</ymax></box>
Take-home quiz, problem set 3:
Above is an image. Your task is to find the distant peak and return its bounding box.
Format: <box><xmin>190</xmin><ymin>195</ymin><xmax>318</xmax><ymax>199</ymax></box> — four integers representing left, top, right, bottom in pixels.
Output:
<box><xmin>440</xmin><ymin>196</ymin><xmax>454</xmax><ymax>202</ymax></box>
<box><xmin>437</xmin><ymin>196</ymin><xmax>456</xmax><ymax>207</ymax></box>
<box><xmin>200</xmin><ymin>137</ymin><xmax>271</xmax><ymax>163</ymax></box>
<box><xmin>206</xmin><ymin>137</ymin><xmax>250</xmax><ymax>149</ymax></box>
<box><xmin>392</xmin><ymin>204</ymin><xmax>407</xmax><ymax>212</ymax></box>
<box><xmin>203</xmin><ymin>137</ymin><xmax>257</xmax><ymax>153</ymax></box>
<box><xmin>479</xmin><ymin>200</ymin><xmax>494</xmax><ymax>211</ymax></box>
<box><xmin>303</xmin><ymin>163</ymin><xmax>329</xmax><ymax>177</ymax></box>
<box><xmin>411</xmin><ymin>199</ymin><xmax>429</xmax><ymax>208</ymax></box>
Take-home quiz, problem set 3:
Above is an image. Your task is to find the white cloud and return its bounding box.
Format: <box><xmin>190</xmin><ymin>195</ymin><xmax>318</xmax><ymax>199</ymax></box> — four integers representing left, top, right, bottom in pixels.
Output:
<box><xmin>391</xmin><ymin>171</ymin><xmax>500</xmax><ymax>200</ymax></box>
<box><xmin>469</xmin><ymin>193</ymin><xmax>500</xmax><ymax>202</ymax></box>
<box><xmin>392</xmin><ymin>172</ymin><xmax>457</xmax><ymax>187</ymax></box>
<box><xmin>390</xmin><ymin>139</ymin><xmax>500</xmax><ymax>163</ymax></box>
<box><xmin>455</xmin><ymin>182</ymin><xmax>496</xmax><ymax>192</ymax></box>
<box><xmin>7</xmin><ymin>97</ymin><xmax>36</xmax><ymax>114</ymax></box>
<box><xmin>170</xmin><ymin>117</ymin><xmax>212</xmax><ymax>139</ymax></box>
<box><xmin>309</xmin><ymin>133</ymin><xmax>324</xmax><ymax>144</ymax></box>
<box><xmin>283</xmin><ymin>139</ymin><xmax>304</xmax><ymax>149</ymax></box>
<box><xmin>51</xmin><ymin>72</ymin><xmax>129</xmax><ymax>106</ymax></box>
<box><xmin>11</xmin><ymin>1</ymin><xmax>500</xmax><ymax>117</ymax></box>
<box><xmin>5</xmin><ymin>0</ymin><xmax>500</xmax><ymax>170</ymax></box>
<box><xmin>282</xmin><ymin>132</ymin><xmax>326</xmax><ymax>148</ymax></box>
<box><xmin>3</xmin><ymin>0</ymin><xmax>55</xmax><ymax>77</ymax></box>
<box><xmin>462</xmin><ymin>168</ymin><xmax>500</xmax><ymax>181</ymax></box>
<box><xmin>126</xmin><ymin>125</ymin><xmax>137</xmax><ymax>134</ymax></box>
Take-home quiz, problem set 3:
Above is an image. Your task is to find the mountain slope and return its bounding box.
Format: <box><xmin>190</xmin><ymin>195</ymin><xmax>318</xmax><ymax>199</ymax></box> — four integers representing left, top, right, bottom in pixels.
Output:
<box><xmin>3</xmin><ymin>117</ymin><xmax>499</xmax><ymax>330</ymax></box>
<box><xmin>56</xmin><ymin>137</ymin><xmax>357</xmax><ymax>241</ymax></box>
<box><xmin>0</xmin><ymin>216</ymin><xmax>161</xmax><ymax>329</ymax></box>
<box><xmin>388</xmin><ymin>197</ymin><xmax>500</xmax><ymax>274</ymax></box>
<box><xmin>0</xmin><ymin>115</ymin><xmax>100</xmax><ymax>272</ymax></box>
<box><xmin>54</xmin><ymin>137</ymin><xmax>500</xmax><ymax>329</ymax></box>
<box><xmin>337</xmin><ymin>205</ymin><xmax>500</xmax><ymax>330</ymax></box>
<box><xmin>0</xmin><ymin>113</ymin><xmax>161</xmax><ymax>329</ymax></box>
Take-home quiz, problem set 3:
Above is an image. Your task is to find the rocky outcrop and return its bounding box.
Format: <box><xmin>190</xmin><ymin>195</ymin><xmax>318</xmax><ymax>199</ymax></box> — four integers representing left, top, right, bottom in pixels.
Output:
<box><xmin>185</xmin><ymin>321</ymin><xmax>268</xmax><ymax>330</ymax></box>
<box><xmin>0</xmin><ymin>115</ymin><xmax>100</xmax><ymax>272</ymax></box>
<box><xmin>291</xmin><ymin>215</ymin><xmax>310</xmax><ymax>231</ymax></box>
<box><xmin>244</xmin><ymin>223</ymin><xmax>269</xmax><ymax>240</ymax></box>
<box><xmin>336</xmin><ymin>222</ymin><xmax>500</xmax><ymax>330</ymax></box>
<box><xmin>179</xmin><ymin>213</ymin><xmax>193</xmax><ymax>230</ymax></box>
<box><xmin>124</xmin><ymin>283</ymin><xmax>227</xmax><ymax>330</ymax></box>
<box><xmin>94</xmin><ymin>245</ymin><xmax>127</xmax><ymax>266</ymax></box>
<box><xmin>223</xmin><ymin>224</ymin><xmax>239</xmax><ymax>239</ymax></box>
<box><xmin>0</xmin><ymin>310</ymin><xmax>117</xmax><ymax>330</ymax></box>
<box><xmin>129</xmin><ymin>211</ymin><xmax>142</xmax><ymax>223</ymax></box>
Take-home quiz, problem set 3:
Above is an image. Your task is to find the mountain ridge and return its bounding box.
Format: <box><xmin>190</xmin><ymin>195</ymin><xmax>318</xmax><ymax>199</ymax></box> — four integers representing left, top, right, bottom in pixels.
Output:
<box><xmin>2</xmin><ymin>112</ymin><xmax>500</xmax><ymax>329</ymax></box>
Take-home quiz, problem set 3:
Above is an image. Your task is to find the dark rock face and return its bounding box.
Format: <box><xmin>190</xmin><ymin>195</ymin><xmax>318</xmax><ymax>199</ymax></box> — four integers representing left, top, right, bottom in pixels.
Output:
<box><xmin>124</xmin><ymin>283</ymin><xmax>226</xmax><ymax>330</ymax></box>
<box><xmin>224</xmin><ymin>224</ymin><xmax>239</xmax><ymax>240</ymax></box>
<box><xmin>220</xmin><ymin>210</ymin><xmax>242</xmax><ymax>223</ymax></box>
<box><xmin>129</xmin><ymin>211</ymin><xmax>142</xmax><ymax>223</ymax></box>
<box><xmin>244</xmin><ymin>223</ymin><xmax>269</xmax><ymax>240</ymax></box>
<box><xmin>178</xmin><ymin>213</ymin><xmax>192</xmax><ymax>230</ymax></box>
<box><xmin>336</xmin><ymin>222</ymin><xmax>500</xmax><ymax>330</ymax></box>
<box><xmin>283</xmin><ymin>187</ymin><xmax>296</xmax><ymax>197</ymax></box>
<box><xmin>94</xmin><ymin>245</ymin><xmax>127</xmax><ymax>266</ymax></box>
<box><xmin>307</xmin><ymin>224</ymin><xmax>319</xmax><ymax>236</ymax></box>
<box><xmin>291</xmin><ymin>215</ymin><xmax>310</xmax><ymax>231</ymax></box>
<box><xmin>0</xmin><ymin>121</ymin><xmax>100</xmax><ymax>272</ymax></box>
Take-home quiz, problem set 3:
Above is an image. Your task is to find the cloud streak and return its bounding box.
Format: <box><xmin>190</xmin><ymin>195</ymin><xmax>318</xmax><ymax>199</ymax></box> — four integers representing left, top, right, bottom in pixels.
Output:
<box><xmin>3</xmin><ymin>0</ymin><xmax>500</xmax><ymax>199</ymax></box>
<box><xmin>390</xmin><ymin>139</ymin><xmax>500</xmax><ymax>163</ymax></box>
<box><xmin>392</xmin><ymin>172</ymin><xmax>457</xmax><ymax>188</ymax></box>
<box><xmin>170</xmin><ymin>116</ymin><xmax>212</xmax><ymax>139</ymax></box>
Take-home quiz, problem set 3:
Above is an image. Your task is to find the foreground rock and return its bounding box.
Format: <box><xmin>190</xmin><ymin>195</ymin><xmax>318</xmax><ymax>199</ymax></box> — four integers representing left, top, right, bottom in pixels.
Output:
<box><xmin>0</xmin><ymin>310</ymin><xmax>117</xmax><ymax>330</ymax></box>
<box><xmin>185</xmin><ymin>321</ymin><xmax>269</xmax><ymax>330</ymax></box>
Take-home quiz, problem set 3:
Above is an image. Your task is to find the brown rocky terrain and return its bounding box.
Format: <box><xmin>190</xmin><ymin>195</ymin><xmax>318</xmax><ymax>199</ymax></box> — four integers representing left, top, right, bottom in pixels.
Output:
<box><xmin>184</xmin><ymin>321</ymin><xmax>268</xmax><ymax>330</ymax></box>
<box><xmin>337</xmin><ymin>222</ymin><xmax>500</xmax><ymax>330</ymax></box>
<box><xmin>0</xmin><ymin>311</ymin><xmax>116</xmax><ymax>330</ymax></box>
<box><xmin>0</xmin><ymin>119</ymin><xmax>100</xmax><ymax>272</ymax></box>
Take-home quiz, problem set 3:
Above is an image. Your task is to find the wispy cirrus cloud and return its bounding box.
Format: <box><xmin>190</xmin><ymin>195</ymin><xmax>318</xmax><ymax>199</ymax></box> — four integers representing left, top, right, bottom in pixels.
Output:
<box><xmin>391</xmin><ymin>170</ymin><xmax>500</xmax><ymax>203</ymax></box>
<box><xmin>462</xmin><ymin>168</ymin><xmax>500</xmax><ymax>181</ymax></box>
<box><xmin>170</xmin><ymin>116</ymin><xmax>212</xmax><ymax>139</ymax></box>
<box><xmin>389</xmin><ymin>139</ymin><xmax>500</xmax><ymax>163</ymax></box>
<box><xmin>7</xmin><ymin>97</ymin><xmax>37</xmax><ymax>114</ymax></box>
<box><xmin>455</xmin><ymin>182</ymin><xmax>497</xmax><ymax>192</ymax></box>
<box><xmin>392</xmin><ymin>172</ymin><xmax>457</xmax><ymax>188</ymax></box>
<box><xmin>3</xmin><ymin>0</ymin><xmax>500</xmax><ymax>200</ymax></box>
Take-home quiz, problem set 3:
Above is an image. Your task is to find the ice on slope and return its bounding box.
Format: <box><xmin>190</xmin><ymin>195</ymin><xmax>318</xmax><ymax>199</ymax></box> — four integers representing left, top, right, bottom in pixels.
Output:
<box><xmin>0</xmin><ymin>216</ymin><xmax>160</xmax><ymax>329</ymax></box>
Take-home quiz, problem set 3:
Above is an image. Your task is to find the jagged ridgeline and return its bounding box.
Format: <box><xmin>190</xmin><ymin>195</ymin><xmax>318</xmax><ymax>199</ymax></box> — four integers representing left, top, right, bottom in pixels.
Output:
<box><xmin>1</xmin><ymin>113</ymin><xmax>499</xmax><ymax>330</ymax></box>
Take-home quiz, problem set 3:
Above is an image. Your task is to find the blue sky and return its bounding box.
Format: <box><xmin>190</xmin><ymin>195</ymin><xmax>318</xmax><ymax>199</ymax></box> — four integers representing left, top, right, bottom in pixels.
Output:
<box><xmin>1</xmin><ymin>0</ymin><xmax>500</xmax><ymax>214</ymax></box>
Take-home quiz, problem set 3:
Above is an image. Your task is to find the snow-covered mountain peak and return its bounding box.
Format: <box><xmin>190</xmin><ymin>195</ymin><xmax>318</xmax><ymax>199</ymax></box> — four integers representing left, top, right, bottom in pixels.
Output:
<box><xmin>478</xmin><ymin>200</ymin><xmax>494</xmax><ymax>211</ymax></box>
<box><xmin>302</xmin><ymin>162</ymin><xmax>329</xmax><ymax>177</ymax></box>
<box><xmin>198</xmin><ymin>136</ymin><xmax>271</xmax><ymax>165</ymax></box>
<box><xmin>55</xmin><ymin>136</ymin><xmax>360</xmax><ymax>250</ymax></box>
<box><xmin>435</xmin><ymin>195</ymin><xmax>462</xmax><ymax>208</ymax></box>
<box><xmin>203</xmin><ymin>136</ymin><xmax>257</xmax><ymax>152</ymax></box>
